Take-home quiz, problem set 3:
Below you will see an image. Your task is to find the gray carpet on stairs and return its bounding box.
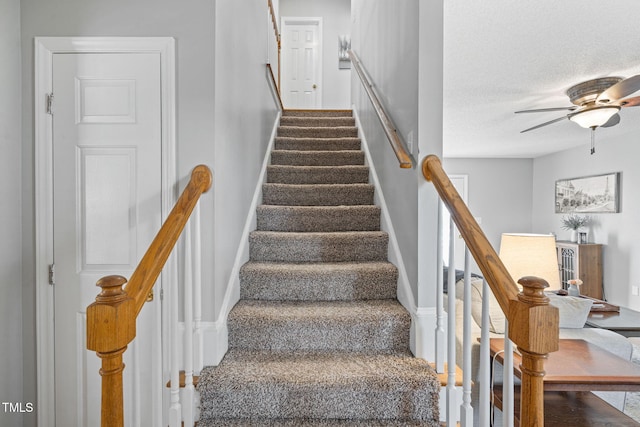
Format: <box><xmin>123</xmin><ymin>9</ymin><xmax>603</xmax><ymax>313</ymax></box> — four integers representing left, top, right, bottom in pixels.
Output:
<box><xmin>197</xmin><ymin>109</ymin><xmax>439</xmax><ymax>426</ymax></box>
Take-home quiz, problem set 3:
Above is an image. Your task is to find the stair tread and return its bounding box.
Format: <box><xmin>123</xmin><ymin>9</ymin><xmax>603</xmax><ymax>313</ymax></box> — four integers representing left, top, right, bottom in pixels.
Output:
<box><xmin>198</xmin><ymin>419</ymin><xmax>430</xmax><ymax>426</ymax></box>
<box><xmin>229</xmin><ymin>299</ymin><xmax>408</xmax><ymax>323</ymax></box>
<box><xmin>267</xmin><ymin>165</ymin><xmax>369</xmax><ymax>184</ymax></box>
<box><xmin>240</xmin><ymin>261</ymin><xmax>397</xmax><ymax>301</ymax></box>
<box><xmin>270</xmin><ymin>150</ymin><xmax>365</xmax><ymax>166</ymax></box>
<box><xmin>201</xmin><ymin>348</ymin><xmax>436</xmax><ymax>388</ymax></box>
<box><xmin>256</xmin><ymin>204</ymin><xmax>380</xmax><ymax>232</ymax></box>
<box><xmin>262</xmin><ymin>183</ymin><xmax>375</xmax><ymax>206</ymax></box>
<box><xmin>198</xmin><ymin>349</ymin><xmax>439</xmax><ymax>422</ymax></box>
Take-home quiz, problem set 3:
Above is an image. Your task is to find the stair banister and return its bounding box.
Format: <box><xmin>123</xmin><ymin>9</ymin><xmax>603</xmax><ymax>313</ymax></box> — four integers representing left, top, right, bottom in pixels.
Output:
<box><xmin>87</xmin><ymin>164</ymin><xmax>213</xmax><ymax>427</ymax></box>
<box><xmin>348</xmin><ymin>49</ymin><xmax>414</xmax><ymax>169</ymax></box>
<box><xmin>422</xmin><ymin>155</ymin><xmax>559</xmax><ymax>426</ymax></box>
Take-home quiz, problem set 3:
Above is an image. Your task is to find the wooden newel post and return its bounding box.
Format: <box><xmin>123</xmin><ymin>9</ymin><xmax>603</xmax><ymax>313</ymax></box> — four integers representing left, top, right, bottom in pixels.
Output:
<box><xmin>87</xmin><ymin>275</ymin><xmax>136</xmax><ymax>427</ymax></box>
<box><xmin>508</xmin><ymin>276</ymin><xmax>559</xmax><ymax>427</ymax></box>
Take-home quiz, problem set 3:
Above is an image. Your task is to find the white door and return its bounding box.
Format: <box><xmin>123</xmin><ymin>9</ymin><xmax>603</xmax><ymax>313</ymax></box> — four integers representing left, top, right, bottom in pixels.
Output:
<box><xmin>281</xmin><ymin>18</ymin><xmax>322</xmax><ymax>109</ymax></box>
<box><xmin>52</xmin><ymin>52</ymin><xmax>162</xmax><ymax>427</ymax></box>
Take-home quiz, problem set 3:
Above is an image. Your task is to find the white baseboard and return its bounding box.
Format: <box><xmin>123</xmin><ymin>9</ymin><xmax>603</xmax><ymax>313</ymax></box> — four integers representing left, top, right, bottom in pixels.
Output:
<box><xmin>352</xmin><ymin>106</ymin><xmax>431</xmax><ymax>357</ymax></box>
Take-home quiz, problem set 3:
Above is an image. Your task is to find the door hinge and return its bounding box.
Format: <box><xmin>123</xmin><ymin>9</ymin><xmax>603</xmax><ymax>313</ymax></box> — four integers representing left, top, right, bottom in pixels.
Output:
<box><xmin>48</xmin><ymin>264</ymin><xmax>55</xmax><ymax>286</ymax></box>
<box><xmin>46</xmin><ymin>93</ymin><xmax>54</xmax><ymax>115</ymax></box>
<box><xmin>160</xmin><ymin>288</ymin><xmax>164</xmax><ymax>301</ymax></box>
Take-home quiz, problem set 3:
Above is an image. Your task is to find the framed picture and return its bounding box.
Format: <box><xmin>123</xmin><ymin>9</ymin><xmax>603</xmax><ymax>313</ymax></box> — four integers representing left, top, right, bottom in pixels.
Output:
<box><xmin>555</xmin><ymin>172</ymin><xmax>620</xmax><ymax>213</ymax></box>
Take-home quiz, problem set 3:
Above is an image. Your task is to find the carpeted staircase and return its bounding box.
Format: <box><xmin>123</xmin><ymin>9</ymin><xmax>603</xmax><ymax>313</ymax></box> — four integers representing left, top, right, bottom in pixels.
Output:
<box><xmin>197</xmin><ymin>109</ymin><xmax>440</xmax><ymax>426</ymax></box>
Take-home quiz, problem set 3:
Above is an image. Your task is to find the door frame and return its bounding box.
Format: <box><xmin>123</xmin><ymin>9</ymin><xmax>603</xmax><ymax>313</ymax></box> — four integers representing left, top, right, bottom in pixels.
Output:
<box><xmin>280</xmin><ymin>16</ymin><xmax>324</xmax><ymax>108</ymax></box>
<box><xmin>34</xmin><ymin>37</ymin><xmax>176</xmax><ymax>427</ymax></box>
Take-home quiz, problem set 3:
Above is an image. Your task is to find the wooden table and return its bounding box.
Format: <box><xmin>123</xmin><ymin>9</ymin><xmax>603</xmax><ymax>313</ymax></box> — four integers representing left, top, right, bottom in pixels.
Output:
<box><xmin>587</xmin><ymin>306</ymin><xmax>640</xmax><ymax>338</ymax></box>
<box><xmin>493</xmin><ymin>387</ymin><xmax>640</xmax><ymax>426</ymax></box>
<box><xmin>489</xmin><ymin>338</ymin><xmax>640</xmax><ymax>391</ymax></box>
<box><xmin>490</xmin><ymin>338</ymin><xmax>640</xmax><ymax>426</ymax></box>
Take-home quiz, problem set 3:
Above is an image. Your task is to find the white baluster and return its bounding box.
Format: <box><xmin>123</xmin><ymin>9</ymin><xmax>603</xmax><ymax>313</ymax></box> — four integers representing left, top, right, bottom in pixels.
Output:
<box><xmin>193</xmin><ymin>203</ymin><xmax>203</xmax><ymax>375</ymax></box>
<box><xmin>502</xmin><ymin>322</ymin><xmax>514</xmax><ymax>427</ymax></box>
<box><xmin>478</xmin><ymin>279</ymin><xmax>491</xmax><ymax>427</ymax></box>
<box><xmin>169</xmin><ymin>260</ymin><xmax>182</xmax><ymax>427</ymax></box>
<box><xmin>446</xmin><ymin>217</ymin><xmax>458</xmax><ymax>425</ymax></box>
<box><xmin>460</xmin><ymin>247</ymin><xmax>474</xmax><ymax>426</ymax></box>
<box><xmin>435</xmin><ymin>202</ymin><xmax>446</xmax><ymax>372</ymax></box>
<box><xmin>183</xmin><ymin>222</ymin><xmax>195</xmax><ymax>426</ymax></box>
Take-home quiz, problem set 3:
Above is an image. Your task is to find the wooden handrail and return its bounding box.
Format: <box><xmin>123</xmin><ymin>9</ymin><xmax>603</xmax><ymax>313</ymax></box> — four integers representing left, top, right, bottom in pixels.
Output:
<box><xmin>348</xmin><ymin>49</ymin><xmax>414</xmax><ymax>169</ymax></box>
<box><xmin>422</xmin><ymin>154</ymin><xmax>558</xmax><ymax>426</ymax></box>
<box><xmin>267</xmin><ymin>64</ymin><xmax>283</xmax><ymax>111</ymax></box>
<box><xmin>267</xmin><ymin>0</ymin><xmax>281</xmax><ymax>90</ymax></box>
<box><xmin>86</xmin><ymin>164</ymin><xmax>212</xmax><ymax>427</ymax></box>
<box><xmin>267</xmin><ymin>0</ymin><xmax>280</xmax><ymax>45</ymax></box>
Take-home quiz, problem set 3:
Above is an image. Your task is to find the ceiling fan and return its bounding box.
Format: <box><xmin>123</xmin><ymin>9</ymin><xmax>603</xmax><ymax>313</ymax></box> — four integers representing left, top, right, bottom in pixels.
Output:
<box><xmin>515</xmin><ymin>75</ymin><xmax>640</xmax><ymax>153</ymax></box>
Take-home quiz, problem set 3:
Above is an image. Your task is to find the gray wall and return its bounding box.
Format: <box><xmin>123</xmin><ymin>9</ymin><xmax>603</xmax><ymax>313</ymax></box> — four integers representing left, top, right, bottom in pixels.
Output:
<box><xmin>443</xmin><ymin>158</ymin><xmax>535</xmax><ymax>274</ymax></box>
<box><xmin>351</xmin><ymin>0</ymin><xmax>420</xmax><ymax>293</ymax></box>
<box><xmin>1</xmin><ymin>0</ymin><xmax>24</xmax><ymax>426</ymax></box>
<box><xmin>19</xmin><ymin>0</ymin><xmax>277</xmax><ymax>423</ymax></box>
<box><xmin>279</xmin><ymin>0</ymin><xmax>351</xmax><ymax>109</ymax></box>
<box><xmin>533</xmin><ymin>136</ymin><xmax>640</xmax><ymax>309</ymax></box>
<box><xmin>212</xmin><ymin>0</ymin><xmax>280</xmax><ymax>318</ymax></box>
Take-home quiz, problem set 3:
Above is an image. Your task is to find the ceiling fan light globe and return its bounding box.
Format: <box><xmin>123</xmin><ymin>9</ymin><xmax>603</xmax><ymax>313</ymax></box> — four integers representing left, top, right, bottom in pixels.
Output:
<box><xmin>569</xmin><ymin>106</ymin><xmax>620</xmax><ymax>128</ymax></box>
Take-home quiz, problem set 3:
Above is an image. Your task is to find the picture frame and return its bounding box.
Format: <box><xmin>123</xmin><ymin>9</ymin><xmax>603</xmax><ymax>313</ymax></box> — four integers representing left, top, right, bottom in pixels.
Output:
<box><xmin>555</xmin><ymin>172</ymin><xmax>620</xmax><ymax>213</ymax></box>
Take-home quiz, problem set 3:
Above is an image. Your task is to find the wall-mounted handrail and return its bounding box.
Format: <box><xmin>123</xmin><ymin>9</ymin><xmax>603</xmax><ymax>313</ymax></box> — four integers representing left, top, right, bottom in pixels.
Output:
<box><xmin>86</xmin><ymin>164</ymin><xmax>212</xmax><ymax>427</ymax></box>
<box><xmin>348</xmin><ymin>49</ymin><xmax>414</xmax><ymax>169</ymax></box>
<box><xmin>422</xmin><ymin>154</ymin><xmax>559</xmax><ymax>426</ymax></box>
<box><xmin>267</xmin><ymin>0</ymin><xmax>281</xmax><ymax>91</ymax></box>
<box><xmin>267</xmin><ymin>64</ymin><xmax>284</xmax><ymax>111</ymax></box>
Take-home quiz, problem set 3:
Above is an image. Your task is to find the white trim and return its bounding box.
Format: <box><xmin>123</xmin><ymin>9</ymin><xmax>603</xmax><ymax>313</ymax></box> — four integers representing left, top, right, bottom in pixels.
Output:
<box><xmin>34</xmin><ymin>37</ymin><xmax>176</xmax><ymax>427</ymax></box>
<box><xmin>352</xmin><ymin>107</ymin><xmax>423</xmax><ymax>355</ymax></box>
<box><xmin>280</xmin><ymin>16</ymin><xmax>324</xmax><ymax>108</ymax></box>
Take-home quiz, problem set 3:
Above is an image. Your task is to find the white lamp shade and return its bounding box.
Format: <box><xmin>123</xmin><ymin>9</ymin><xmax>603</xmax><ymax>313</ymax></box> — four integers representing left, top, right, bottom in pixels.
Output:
<box><xmin>499</xmin><ymin>233</ymin><xmax>561</xmax><ymax>290</ymax></box>
<box><xmin>569</xmin><ymin>106</ymin><xmax>620</xmax><ymax>129</ymax></box>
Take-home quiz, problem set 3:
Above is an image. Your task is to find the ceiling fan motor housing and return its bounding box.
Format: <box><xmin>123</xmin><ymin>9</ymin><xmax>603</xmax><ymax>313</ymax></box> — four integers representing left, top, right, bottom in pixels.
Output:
<box><xmin>566</xmin><ymin>77</ymin><xmax>623</xmax><ymax>105</ymax></box>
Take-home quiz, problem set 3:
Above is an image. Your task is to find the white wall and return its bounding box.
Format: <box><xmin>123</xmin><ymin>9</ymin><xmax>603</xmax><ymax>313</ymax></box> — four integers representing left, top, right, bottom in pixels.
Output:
<box><xmin>280</xmin><ymin>0</ymin><xmax>351</xmax><ymax>109</ymax></box>
<box><xmin>443</xmin><ymin>158</ymin><xmax>535</xmax><ymax>274</ymax></box>
<box><xmin>533</xmin><ymin>136</ymin><xmax>640</xmax><ymax>309</ymax></box>
<box><xmin>1</xmin><ymin>0</ymin><xmax>24</xmax><ymax>426</ymax></box>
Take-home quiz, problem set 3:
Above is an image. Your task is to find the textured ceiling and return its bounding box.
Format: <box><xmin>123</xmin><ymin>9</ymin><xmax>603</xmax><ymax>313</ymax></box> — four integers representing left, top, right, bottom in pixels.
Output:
<box><xmin>443</xmin><ymin>0</ymin><xmax>640</xmax><ymax>158</ymax></box>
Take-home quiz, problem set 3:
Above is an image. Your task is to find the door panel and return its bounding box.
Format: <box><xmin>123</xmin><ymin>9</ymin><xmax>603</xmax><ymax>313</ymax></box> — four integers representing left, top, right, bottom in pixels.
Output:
<box><xmin>52</xmin><ymin>52</ymin><xmax>162</xmax><ymax>427</ymax></box>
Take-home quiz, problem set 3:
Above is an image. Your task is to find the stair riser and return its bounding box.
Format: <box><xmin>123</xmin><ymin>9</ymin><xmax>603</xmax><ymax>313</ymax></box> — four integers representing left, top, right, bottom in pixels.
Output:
<box><xmin>267</xmin><ymin>166</ymin><xmax>369</xmax><ymax>185</ymax></box>
<box><xmin>283</xmin><ymin>109</ymin><xmax>353</xmax><ymax>117</ymax></box>
<box><xmin>280</xmin><ymin>117</ymin><xmax>356</xmax><ymax>128</ymax></box>
<box><xmin>275</xmin><ymin>137</ymin><xmax>361</xmax><ymax>151</ymax></box>
<box><xmin>249</xmin><ymin>232</ymin><xmax>389</xmax><ymax>262</ymax></box>
<box><xmin>256</xmin><ymin>205</ymin><xmax>380</xmax><ymax>232</ymax></box>
<box><xmin>262</xmin><ymin>184</ymin><xmax>375</xmax><ymax>206</ymax></box>
<box><xmin>270</xmin><ymin>150</ymin><xmax>365</xmax><ymax>166</ymax></box>
<box><xmin>240</xmin><ymin>263</ymin><xmax>398</xmax><ymax>301</ymax></box>
<box><xmin>278</xmin><ymin>126</ymin><xmax>358</xmax><ymax>138</ymax></box>
<box><xmin>200</xmin><ymin>388</ymin><xmax>433</xmax><ymax>421</ymax></box>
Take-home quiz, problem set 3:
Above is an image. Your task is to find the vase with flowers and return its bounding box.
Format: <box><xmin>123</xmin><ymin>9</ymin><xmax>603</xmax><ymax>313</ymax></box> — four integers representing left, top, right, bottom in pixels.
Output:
<box><xmin>567</xmin><ymin>279</ymin><xmax>583</xmax><ymax>296</ymax></box>
<box><xmin>561</xmin><ymin>214</ymin><xmax>590</xmax><ymax>243</ymax></box>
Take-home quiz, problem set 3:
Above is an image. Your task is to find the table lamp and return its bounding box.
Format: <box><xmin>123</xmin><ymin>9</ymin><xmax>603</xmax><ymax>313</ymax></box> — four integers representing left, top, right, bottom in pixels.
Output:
<box><xmin>499</xmin><ymin>233</ymin><xmax>561</xmax><ymax>290</ymax></box>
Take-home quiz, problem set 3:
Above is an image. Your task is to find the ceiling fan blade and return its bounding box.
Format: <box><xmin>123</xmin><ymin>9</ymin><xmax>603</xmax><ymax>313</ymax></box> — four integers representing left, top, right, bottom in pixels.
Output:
<box><xmin>515</xmin><ymin>106</ymin><xmax>577</xmax><ymax>114</ymax></box>
<box><xmin>620</xmin><ymin>96</ymin><xmax>640</xmax><ymax>107</ymax></box>
<box><xmin>520</xmin><ymin>116</ymin><xmax>567</xmax><ymax>133</ymax></box>
<box><xmin>597</xmin><ymin>74</ymin><xmax>640</xmax><ymax>103</ymax></box>
<box><xmin>601</xmin><ymin>113</ymin><xmax>620</xmax><ymax>128</ymax></box>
